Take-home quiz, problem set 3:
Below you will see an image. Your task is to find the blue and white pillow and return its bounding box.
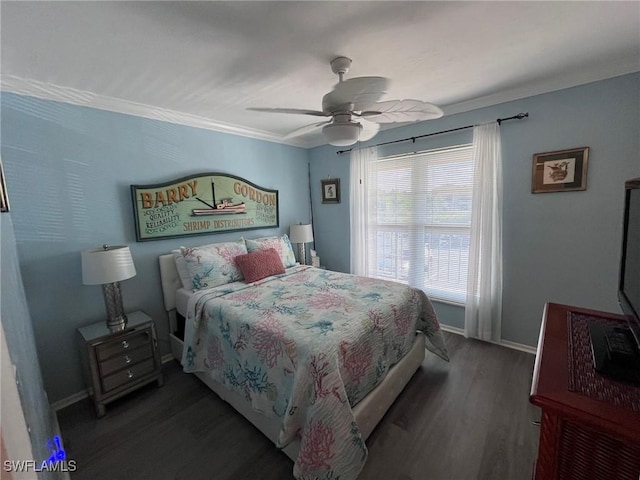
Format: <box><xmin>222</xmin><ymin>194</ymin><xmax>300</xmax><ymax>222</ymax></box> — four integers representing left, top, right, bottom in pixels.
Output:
<box><xmin>172</xmin><ymin>249</ymin><xmax>193</xmax><ymax>289</ymax></box>
<box><xmin>180</xmin><ymin>239</ymin><xmax>248</xmax><ymax>290</ymax></box>
<box><xmin>244</xmin><ymin>234</ymin><xmax>297</xmax><ymax>268</ymax></box>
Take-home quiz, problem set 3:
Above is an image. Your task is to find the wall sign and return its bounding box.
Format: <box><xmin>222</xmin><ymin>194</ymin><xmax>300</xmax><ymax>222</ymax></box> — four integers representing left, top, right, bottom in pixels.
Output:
<box><xmin>131</xmin><ymin>173</ymin><xmax>279</xmax><ymax>241</ymax></box>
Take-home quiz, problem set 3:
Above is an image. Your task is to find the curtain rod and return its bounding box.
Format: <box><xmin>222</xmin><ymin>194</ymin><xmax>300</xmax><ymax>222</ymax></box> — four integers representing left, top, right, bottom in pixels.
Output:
<box><xmin>335</xmin><ymin>112</ymin><xmax>529</xmax><ymax>155</ymax></box>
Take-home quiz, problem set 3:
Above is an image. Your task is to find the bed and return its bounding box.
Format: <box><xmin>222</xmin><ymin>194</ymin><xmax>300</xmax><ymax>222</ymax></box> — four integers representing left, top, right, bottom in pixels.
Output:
<box><xmin>159</xmin><ymin>240</ymin><xmax>448</xmax><ymax>480</ymax></box>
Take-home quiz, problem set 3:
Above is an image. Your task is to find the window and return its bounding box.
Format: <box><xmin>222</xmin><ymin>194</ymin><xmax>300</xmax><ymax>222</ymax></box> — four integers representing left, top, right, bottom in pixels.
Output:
<box><xmin>365</xmin><ymin>145</ymin><xmax>473</xmax><ymax>304</ymax></box>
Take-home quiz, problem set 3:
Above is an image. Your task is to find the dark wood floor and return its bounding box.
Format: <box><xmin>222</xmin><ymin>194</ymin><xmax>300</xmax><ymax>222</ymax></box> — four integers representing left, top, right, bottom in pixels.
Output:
<box><xmin>58</xmin><ymin>332</ymin><xmax>539</xmax><ymax>480</ymax></box>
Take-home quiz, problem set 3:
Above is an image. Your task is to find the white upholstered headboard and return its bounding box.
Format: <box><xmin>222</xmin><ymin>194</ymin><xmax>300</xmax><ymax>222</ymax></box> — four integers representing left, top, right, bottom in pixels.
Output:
<box><xmin>159</xmin><ymin>253</ymin><xmax>180</xmax><ymax>312</ymax></box>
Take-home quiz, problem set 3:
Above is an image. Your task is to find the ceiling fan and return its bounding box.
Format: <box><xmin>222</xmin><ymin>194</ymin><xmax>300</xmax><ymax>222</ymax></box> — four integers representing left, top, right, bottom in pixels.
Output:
<box><xmin>248</xmin><ymin>57</ymin><xmax>444</xmax><ymax>147</ymax></box>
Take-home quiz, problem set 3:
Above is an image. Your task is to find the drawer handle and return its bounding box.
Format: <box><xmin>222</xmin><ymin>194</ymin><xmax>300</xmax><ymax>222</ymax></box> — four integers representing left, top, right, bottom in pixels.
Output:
<box><xmin>127</xmin><ymin>370</ymin><xmax>134</xmax><ymax>379</ymax></box>
<box><xmin>532</xmin><ymin>420</ymin><xmax>541</xmax><ymax>427</ymax></box>
<box><xmin>124</xmin><ymin>355</ymin><xmax>132</xmax><ymax>364</ymax></box>
<box><xmin>122</xmin><ymin>340</ymin><xmax>129</xmax><ymax>349</ymax></box>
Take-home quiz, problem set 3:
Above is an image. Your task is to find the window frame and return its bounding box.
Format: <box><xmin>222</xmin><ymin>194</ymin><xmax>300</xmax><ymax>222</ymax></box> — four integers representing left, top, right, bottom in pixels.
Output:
<box><xmin>366</xmin><ymin>144</ymin><xmax>474</xmax><ymax>305</ymax></box>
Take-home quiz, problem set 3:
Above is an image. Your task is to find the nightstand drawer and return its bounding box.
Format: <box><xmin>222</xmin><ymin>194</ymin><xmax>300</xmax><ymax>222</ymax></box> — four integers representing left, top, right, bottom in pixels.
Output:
<box><xmin>95</xmin><ymin>330</ymin><xmax>151</xmax><ymax>361</ymax></box>
<box><xmin>101</xmin><ymin>358</ymin><xmax>155</xmax><ymax>393</ymax></box>
<box><xmin>99</xmin><ymin>344</ymin><xmax>152</xmax><ymax>377</ymax></box>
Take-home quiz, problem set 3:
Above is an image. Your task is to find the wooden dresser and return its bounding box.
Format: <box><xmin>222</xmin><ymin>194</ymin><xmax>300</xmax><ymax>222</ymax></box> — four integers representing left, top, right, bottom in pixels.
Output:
<box><xmin>78</xmin><ymin>311</ymin><xmax>163</xmax><ymax>417</ymax></box>
<box><xmin>530</xmin><ymin>303</ymin><xmax>640</xmax><ymax>479</ymax></box>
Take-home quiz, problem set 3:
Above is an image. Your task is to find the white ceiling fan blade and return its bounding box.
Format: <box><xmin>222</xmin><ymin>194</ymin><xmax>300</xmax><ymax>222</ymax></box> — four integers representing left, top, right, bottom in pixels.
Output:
<box><xmin>322</xmin><ymin>76</ymin><xmax>389</xmax><ymax>113</ymax></box>
<box><xmin>247</xmin><ymin>107</ymin><xmax>329</xmax><ymax>117</ymax></box>
<box><xmin>361</xmin><ymin>100</ymin><xmax>443</xmax><ymax>123</ymax></box>
<box><xmin>358</xmin><ymin>119</ymin><xmax>380</xmax><ymax>142</ymax></box>
<box><xmin>283</xmin><ymin>120</ymin><xmax>330</xmax><ymax>139</ymax></box>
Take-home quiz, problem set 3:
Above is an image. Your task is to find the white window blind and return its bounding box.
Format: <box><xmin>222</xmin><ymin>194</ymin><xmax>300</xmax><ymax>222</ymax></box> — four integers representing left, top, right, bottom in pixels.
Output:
<box><xmin>365</xmin><ymin>144</ymin><xmax>473</xmax><ymax>304</ymax></box>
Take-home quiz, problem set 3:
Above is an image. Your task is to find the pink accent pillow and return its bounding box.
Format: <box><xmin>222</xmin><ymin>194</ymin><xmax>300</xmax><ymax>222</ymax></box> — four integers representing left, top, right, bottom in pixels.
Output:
<box><xmin>235</xmin><ymin>248</ymin><xmax>285</xmax><ymax>283</ymax></box>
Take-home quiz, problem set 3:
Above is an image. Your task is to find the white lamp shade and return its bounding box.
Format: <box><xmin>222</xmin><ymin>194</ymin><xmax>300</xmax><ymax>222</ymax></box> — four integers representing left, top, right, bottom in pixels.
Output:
<box><xmin>82</xmin><ymin>245</ymin><xmax>136</xmax><ymax>285</ymax></box>
<box><xmin>289</xmin><ymin>224</ymin><xmax>314</xmax><ymax>243</ymax></box>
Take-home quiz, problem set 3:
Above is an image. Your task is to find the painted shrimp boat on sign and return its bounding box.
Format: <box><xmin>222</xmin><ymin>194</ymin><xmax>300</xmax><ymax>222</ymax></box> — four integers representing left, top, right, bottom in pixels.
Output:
<box><xmin>192</xmin><ymin>181</ymin><xmax>246</xmax><ymax>216</ymax></box>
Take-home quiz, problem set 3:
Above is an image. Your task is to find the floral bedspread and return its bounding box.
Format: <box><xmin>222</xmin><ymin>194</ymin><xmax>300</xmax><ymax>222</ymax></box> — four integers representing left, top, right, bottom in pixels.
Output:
<box><xmin>182</xmin><ymin>266</ymin><xmax>448</xmax><ymax>480</ymax></box>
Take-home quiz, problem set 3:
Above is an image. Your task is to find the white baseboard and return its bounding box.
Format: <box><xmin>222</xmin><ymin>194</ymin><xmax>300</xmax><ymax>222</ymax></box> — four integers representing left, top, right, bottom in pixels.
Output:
<box><xmin>499</xmin><ymin>339</ymin><xmax>537</xmax><ymax>355</ymax></box>
<box><xmin>440</xmin><ymin>324</ymin><xmax>537</xmax><ymax>355</ymax></box>
<box><xmin>52</xmin><ymin>354</ymin><xmax>177</xmax><ymax>411</ymax></box>
<box><xmin>50</xmin><ymin>389</ymin><xmax>89</xmax><ymax>412</ymax></box>
<box><xmin>440</xmin><ymin>324</ymin><xmax>465</xmax><ymax>335</ymax></box>
<box><xmin>161</xmin><ymin>353</ymin><xmax>176</xmax><ymax>364</ymax></box>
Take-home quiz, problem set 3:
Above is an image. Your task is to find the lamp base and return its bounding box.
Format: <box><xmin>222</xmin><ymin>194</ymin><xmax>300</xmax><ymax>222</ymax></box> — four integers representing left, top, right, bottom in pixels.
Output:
<box><xmin>107</xmin><ymin>314</ymin><xmax>128</xmax><ymax>332</ymax></box>
<box><xmin>102</xmin><ymin>282</ymin><xmax>128</xmax><ymax>332</ymax></box>
<box><xmin>296</xmin><ymin>243</ymin><xmax>307</xmax><ymax>265</ymax></box>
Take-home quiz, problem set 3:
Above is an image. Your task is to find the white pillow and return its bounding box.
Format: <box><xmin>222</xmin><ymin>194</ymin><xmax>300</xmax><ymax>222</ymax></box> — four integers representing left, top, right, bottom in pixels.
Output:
<box><xmin>172</xmin><ymin>249</ymin><xmax>192</xmax><ymax>289</ymax></box>
<box><xmin>244</xmin><ymin>234</ymin><xmax>297</xmax><ymax>268</ymax></box>
<box><xmin>180</xmin><ymin>240</ymin><xmax>248</xmax><ymax>290</ymax></box>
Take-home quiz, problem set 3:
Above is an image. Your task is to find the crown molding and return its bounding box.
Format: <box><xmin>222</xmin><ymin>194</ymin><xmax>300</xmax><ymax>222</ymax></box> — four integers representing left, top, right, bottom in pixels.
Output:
<box><xmin>297</xmin><ymin>65</ymin><xmax>640</xmax><ymax>149</ymax></box>
<box><xmin>442</xmin><ymin>63</ymin><xmax>640</xmax><ymax>117</ymax></box>
<box><xmin>0</xmin><ymin>75</ymin><xmax>310</xmax><ymax>148</ymax></box>
<box><xmin>2</xmin><ymin>66</ymin><xmax>638</xmax><ymax>151</ymax></box>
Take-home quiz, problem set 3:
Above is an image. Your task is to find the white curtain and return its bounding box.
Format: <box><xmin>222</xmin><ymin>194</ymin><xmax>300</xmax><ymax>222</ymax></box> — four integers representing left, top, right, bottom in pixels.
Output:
<box><xmin>350</xmin><ymin>146</ymin><xmax>378</xmax><ymax>275</ymax></box>
<box><xmin>464</xmin><ymin>122</ymin><xmax>503</xmax><ymax>341</ymax></box>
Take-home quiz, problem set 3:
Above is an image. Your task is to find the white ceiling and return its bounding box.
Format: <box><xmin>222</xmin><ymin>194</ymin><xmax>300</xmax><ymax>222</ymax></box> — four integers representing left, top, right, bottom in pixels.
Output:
<box><xmin>2</xmin><ymin>1</ymin><xmax>639</xmax><ymax>148</ymax></box>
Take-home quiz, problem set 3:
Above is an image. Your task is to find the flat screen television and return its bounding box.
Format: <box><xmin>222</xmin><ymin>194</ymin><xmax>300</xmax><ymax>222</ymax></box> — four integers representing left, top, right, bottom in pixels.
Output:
<box><xmin>589</xmin><ymin>178</ymin><xmax>640</xmax><ymax>385</ymax></box>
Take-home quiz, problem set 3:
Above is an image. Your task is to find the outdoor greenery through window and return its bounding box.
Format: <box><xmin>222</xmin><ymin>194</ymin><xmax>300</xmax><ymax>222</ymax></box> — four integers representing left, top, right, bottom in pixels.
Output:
<box><xmin>367</xmin><ymin>144</ymin><xmax>473</xmax><ymax>304</ymax></box>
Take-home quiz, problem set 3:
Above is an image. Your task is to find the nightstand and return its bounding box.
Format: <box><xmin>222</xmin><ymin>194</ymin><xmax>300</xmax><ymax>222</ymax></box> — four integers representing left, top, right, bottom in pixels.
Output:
<box><xmin>78</xmin><ymin>311</ymin><xmax>163</xmax><ymax>417</ymax></box>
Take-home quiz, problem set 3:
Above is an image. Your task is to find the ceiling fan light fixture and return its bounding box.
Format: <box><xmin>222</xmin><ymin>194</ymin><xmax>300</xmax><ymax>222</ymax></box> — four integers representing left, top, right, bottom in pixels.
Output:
<box><xmin>249</xmin><ymin>57</ymin><xmax>442</xmax><ymax>145</ymax></box>
<box><xmin>322</xmin><ymin>122</ymin><xmax>362</xmax><ymax>146</ymax></box>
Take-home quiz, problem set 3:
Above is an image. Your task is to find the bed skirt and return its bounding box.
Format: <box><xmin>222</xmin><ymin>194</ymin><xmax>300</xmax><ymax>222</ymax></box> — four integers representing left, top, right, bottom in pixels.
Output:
<box><xmin>169</xmin><ymin>331</ymin><xmax>426</xmax><ymax>461</ymax></box>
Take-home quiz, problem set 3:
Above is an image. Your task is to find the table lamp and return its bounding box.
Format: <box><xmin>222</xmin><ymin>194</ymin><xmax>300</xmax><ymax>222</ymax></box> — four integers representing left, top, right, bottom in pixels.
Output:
<box><xmin>289</xmin><ymin>224</ymin><xmax>314</xmax><ymax>265</ymax></box>
<box><xmin>82</xmin><ymin>245</ymin><xmax>137</xmax><ymax>331</ymax></box>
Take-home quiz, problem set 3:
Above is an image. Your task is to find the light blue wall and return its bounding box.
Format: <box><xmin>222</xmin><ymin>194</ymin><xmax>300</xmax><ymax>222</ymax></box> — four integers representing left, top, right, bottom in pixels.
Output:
<box><xmin>1</xmin><ymin>92</ymin><xmax>310</xmax><ymax>403</ymax></box>
<box><xmin>310</xmin><ymin>73</ymin><xmax>640</xmax><ymax>346</ymax></box>
<box><xmin>1</xmin><ymin>214</ymin><xmax>59</xmax><ymax>478</ymax></box>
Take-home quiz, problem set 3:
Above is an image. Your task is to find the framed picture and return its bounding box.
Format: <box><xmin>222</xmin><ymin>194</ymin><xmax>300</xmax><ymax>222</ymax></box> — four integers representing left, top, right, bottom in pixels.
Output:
<box><xmin>321</xmin><ymin>178</ymin><xmax>340</xmax><ymax>204</ymax></box>
<box><xmin>532</xmin><ymin>147</ymin><xmax>589</xmax><ymax>194</ymax></box>
<box><xmin>0</xmin><ymin>158</ymin><xmax>9</xmax><ymax>212</ymax></box>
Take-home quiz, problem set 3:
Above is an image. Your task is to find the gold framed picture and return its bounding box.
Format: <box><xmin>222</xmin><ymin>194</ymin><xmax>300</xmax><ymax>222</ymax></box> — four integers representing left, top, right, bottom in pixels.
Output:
<box><xmin>532</xmin><ymin>147</ymin><xmax>589</xmax><ymax>194</ymax></box>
